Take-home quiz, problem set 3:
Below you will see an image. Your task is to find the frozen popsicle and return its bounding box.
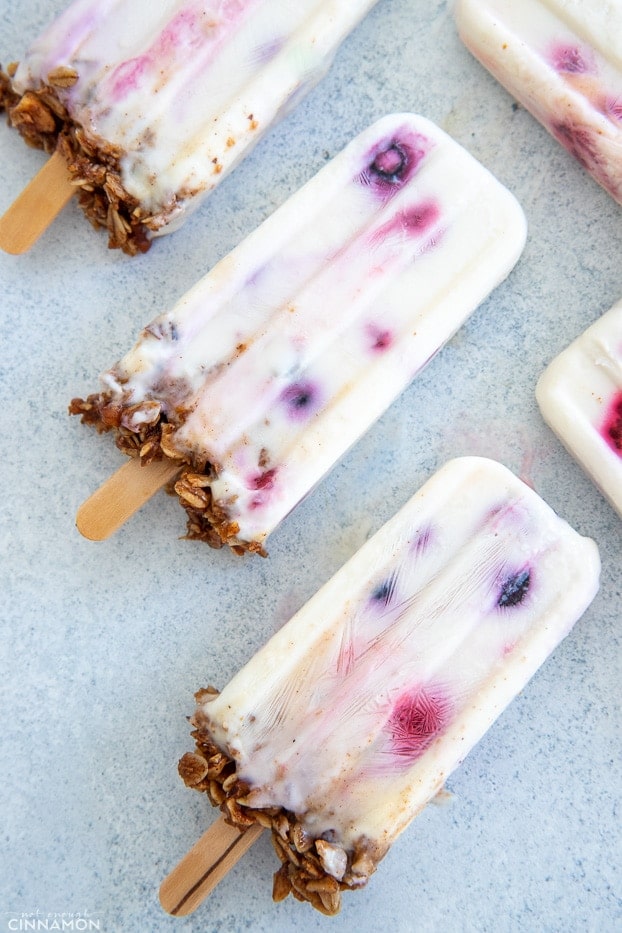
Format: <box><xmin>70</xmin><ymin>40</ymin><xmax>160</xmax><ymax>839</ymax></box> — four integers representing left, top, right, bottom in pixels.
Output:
<box><xmin>454</xmin><ymin>0</ymin><xmax>622</xmax><ymax>205</ymax></box>
<box><xmin>162</xmin><ymin>457</ymin><xmax>600</xmax><ymax>916</ymax></box>
<box><xmin>70</xmin><ymin>113</ymin><xmax>527</xmax><ymax>554</ymax></box>
<box><xmin>536</xmin><ymin>298</ymin><xmax>622</xmax><ymax>518</ymax></box>
<box><xmin>0</xmin><ymin>0</ymin><xmax>379</xmax><ymax>254</ymax></box>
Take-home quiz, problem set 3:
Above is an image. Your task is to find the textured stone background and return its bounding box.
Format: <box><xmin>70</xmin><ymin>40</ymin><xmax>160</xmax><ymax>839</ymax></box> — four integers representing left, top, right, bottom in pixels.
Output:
<box><xmin>0</xmin><ymin>1</ymin><xmax>620</xmax><ymax>931</ymax></box>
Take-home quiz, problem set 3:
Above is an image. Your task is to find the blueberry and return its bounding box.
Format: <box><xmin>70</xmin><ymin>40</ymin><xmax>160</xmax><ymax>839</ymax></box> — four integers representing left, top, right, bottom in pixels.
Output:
<box><xmin>288</xmin><ymin>387</ymin><xmax>312</xmax><ymax>408</ymax></box>
<box><xmin>371</xmin><ymin>574</ymin><xmax>397</xmax><ymax>606</ymax></box>
<box><xmin>279</xmin><ymin>380</ymin><xmax>320</xmax><ymax>421</ymax></box>
<box><xmin>370</xmin><ymin>143</ymin><xmax>409</xmax><ymax>183</ymax></box>
<box><xmin>358</xmin><ymin>129</ymin><xmax>429</xmax><ymax>197</ymax></box>
<box><xmin>498</xmin><ymin>569</ymin><xmax>530</xmax><ymax>607</ymax></box>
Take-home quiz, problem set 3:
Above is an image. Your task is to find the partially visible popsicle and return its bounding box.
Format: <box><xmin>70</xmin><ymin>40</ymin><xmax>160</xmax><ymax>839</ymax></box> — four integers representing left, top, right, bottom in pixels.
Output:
<box><xmin>0</xmin><ymin>0</ymin><xmax>379</xmax><ymax>254</ymax></box>
<box><xmin>454</xmin><ymin>0</ymin><xmax>622</xmax><ymax>205</ymax></box>
<box><xmin>536</xmin><ymin>298</ymin><xmax>622</xmax><ymax>518</ymax></box>
<box><xmin>167</xmin><ymin>457</ymin><xmax>600</xmax><ymax>916</ymax></box>
<box><xmin>70</xmin><ymin>113</ymin><xmax>527</xmax><ymax>554</ymax></box>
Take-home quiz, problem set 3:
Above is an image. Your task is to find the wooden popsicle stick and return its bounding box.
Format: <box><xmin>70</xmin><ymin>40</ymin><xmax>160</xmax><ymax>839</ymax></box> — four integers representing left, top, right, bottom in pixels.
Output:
<box><xmin>0</xmin><ymin>150</ymin><xmax>75</xmax><ymax>254</ymax></box>
<box><xmin>76</xmin><ymin>457</ymin><xmax>181</xmax><ymax>541</ymax></box>
<box><xmin>160</xmin><ymin>817</ymin><xmax>264</xmax><ymax>917</ymax></box>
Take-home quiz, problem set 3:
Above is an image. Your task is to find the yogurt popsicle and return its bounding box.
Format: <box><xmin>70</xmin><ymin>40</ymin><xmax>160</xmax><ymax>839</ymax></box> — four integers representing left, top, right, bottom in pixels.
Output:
<box><xmin>454</xmin><ymin>0</ymin><xmax>622</xmax><ymax>205</ymax></box>
<box><xmin>536</xmin><ymin>299</ymin><xmax>622</xmax><ymax>518</ymax></box>
<box><xmin>0</xmin><ymin>0</ymin><xmax>379</xmax><ymax>253</ymax></box>
<box><xmin>70</xmin><ymin>113</ymin><xmax>527</xmax><ymax>554</ymax></box>
<box><xmin>174</xmin><ymin>457</ymin><xmax>600</xmax><ymax>915</ymax></box>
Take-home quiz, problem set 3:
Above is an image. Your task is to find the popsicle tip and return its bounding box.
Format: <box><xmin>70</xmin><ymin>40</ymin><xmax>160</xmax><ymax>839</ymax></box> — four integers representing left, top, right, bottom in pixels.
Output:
<box><xmin>75</xmin><ymin>501</ymin><xmax>113</xmax><ymax>541</ymax></box>
<box><xmin>0</xmin><ymin>150</ymin><xmax>74</xmax><ymax>255</ymax></box>
<box><xmin>159</xmin><ymin>818</ymin><xmax>264</xmax><ymax>917</ymax></box>
<box><xmin>0</xmin><ymin>225</ymin><xmax>29</xmax><ymax>255</ymax></box>
<box><xmin>75</xmin><ymin>457</ymin><xmax>181</xmax><ymax>542</ymax></box>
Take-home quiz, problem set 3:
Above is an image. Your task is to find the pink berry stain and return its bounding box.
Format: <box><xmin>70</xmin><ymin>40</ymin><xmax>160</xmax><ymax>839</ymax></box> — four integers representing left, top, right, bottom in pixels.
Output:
<box><xmin>388</xmin><ymin>687</ymin><xmax>452</xmax><ymax>762</ymax></box>
<box><xmin>601</xmin><ymin>390</ymin><xmax>622</xmax><ymax>456</ymax></box>
<box><xmin>366</xmin><ymin>323</ymin><xmax>394</xmax><ymax>353</ymax></box>
<box><xmin>372</xmin><ymin>201</ymin><xmax>440</xmax><ymax>246</ymax></box>
<box><xmin>108</xmin><ymin>1</ymin><xmax>248</xmax><ymax>100</ymax></box>
<box><xmin>248</xmin><ymin>467</ymin><xmax>278</xmax><ymax>510</ymax></box>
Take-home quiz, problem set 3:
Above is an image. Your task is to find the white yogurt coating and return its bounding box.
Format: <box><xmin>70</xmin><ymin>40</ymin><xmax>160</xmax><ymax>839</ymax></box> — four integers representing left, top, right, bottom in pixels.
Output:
<box><xmin>12</xmin><ymin>0</ymin><xmax>379</xmax><ymax>232</ymax></box>
<box><xmin>536</xmin><ymin>299</ymin><xmax>622</xmax><ymax>518</ymax></box>
<box><xmin>199</xmin><ymin>457</ymin><xmax>600</xmax><ymax>861</ymax></box>
<box><xmin>454</xmin><ymin>0</ymin><xmax>622</xmax><ymax>205</ymax></box>
<box><xmin>95</xmin><ymin>113</ymin><xmax>527</xmax><ymax>548</ymax></box>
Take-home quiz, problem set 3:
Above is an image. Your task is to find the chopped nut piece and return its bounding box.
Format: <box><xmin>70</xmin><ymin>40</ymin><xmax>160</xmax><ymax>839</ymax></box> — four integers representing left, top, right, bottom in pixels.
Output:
<box><xmin>315</xmin><ymin>839</ymin><xmax>347</xmax><ymax>881</ymax></box>
<box><xmin>350</xmin><ymin>849</ymin><xmax>375</xmax><ymax>879</ymax></box>
<box><xmin>10</xmin><ymin>92</ymin><xmax>56</xmax><ymax>134</ymax></box>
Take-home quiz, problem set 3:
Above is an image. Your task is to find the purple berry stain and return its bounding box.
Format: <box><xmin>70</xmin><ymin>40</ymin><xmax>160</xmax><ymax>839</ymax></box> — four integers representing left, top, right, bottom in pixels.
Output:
<box><xmin>550</xmin><ymin>120</ymin><xmax>600</xmax><ymax>172</ymax></box>
<box><xmin>601</xmin><ymin>390</ymin><xmax>622</xmax><ymax>456</ymax></box>
<box><xmin>388</xmin><ymin>687</ymin><xmax>451</xmax><ymax>762</ymax></box>
<box><xmin>280</xmin><ymin>380</ymin><xmax>320</xmax><ymax>421</ymax></box>
<box><xmin>412</xmin><ymin>525</ymin><xmax>433</xmax><ymax>555</ymax></box>
<box><xmin>550</xmin><ymin>43</ymin><xmax>594</xmax><ymax>74</ymax></box>
<box><xmin>606</xmin><ymin>97</ymin><xmax>622</xmax><ymax>122</ymax></box>
<box><xmin>358</xmin><ymin>128</ymin><xmax>430</xmax><ymax>198</ymax></box>
<box><xmin>498</xmin><ymin>568</ymin><xmax>531</xmax><ymax>608</ymax></box>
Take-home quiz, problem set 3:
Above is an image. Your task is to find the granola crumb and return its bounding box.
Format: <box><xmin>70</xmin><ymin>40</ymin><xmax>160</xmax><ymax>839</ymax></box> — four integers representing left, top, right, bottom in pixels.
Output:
<box><xmin>0</xmin><ymin>63</ymin><xmax>162</xmax><ymax>255</ymax></box>
<box><xmin>178</xmin><ymin>704</ymin><xmax>381</xmax><ymax>915</ymax></box>
<box><xmin>69</xmin><ymin>391</ymin><xmax>267</xmax><ymax>555</ymax></box>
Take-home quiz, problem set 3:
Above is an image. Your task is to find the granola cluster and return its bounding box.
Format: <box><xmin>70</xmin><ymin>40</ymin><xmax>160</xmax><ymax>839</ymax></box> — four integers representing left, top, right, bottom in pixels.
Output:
<box><xmin>69</xmin><ymin>392</ymin><xmax>266</xmax><ymax>555</ymax></box>
<box><xmin>179</xmin><ymin>688</ymin><xmax>379</xmax><ymax>916</ymax></box>
<box><xmin>0</xmin><ymin>61</ymin><xmax>159</xmax><ymax>254</ymax></box>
